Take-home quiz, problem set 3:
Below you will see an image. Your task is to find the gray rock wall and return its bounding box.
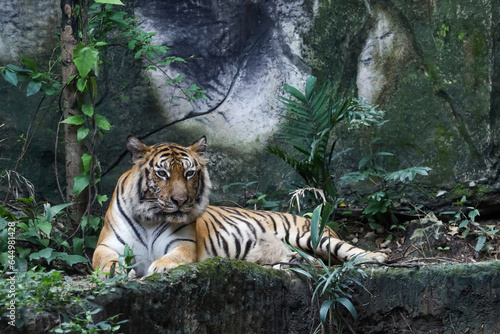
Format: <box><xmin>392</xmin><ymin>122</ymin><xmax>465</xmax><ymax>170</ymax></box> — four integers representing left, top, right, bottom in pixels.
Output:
<box><xmin>0</xmin><ymin>0</ymin><xmax>499</xmax><ymax>205</ymax></box>
<box><xmin>3</xmin><ymin>259</ymin><xmax>500</xmax><ymax>333</ymax></box>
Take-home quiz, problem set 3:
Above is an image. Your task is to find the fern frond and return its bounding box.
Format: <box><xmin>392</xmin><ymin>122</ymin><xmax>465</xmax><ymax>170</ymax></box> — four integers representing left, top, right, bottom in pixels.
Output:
<box><xmin>384</xmin><ymin>167</ymin><xmax>432</xmax><ymax>182</ymax></box>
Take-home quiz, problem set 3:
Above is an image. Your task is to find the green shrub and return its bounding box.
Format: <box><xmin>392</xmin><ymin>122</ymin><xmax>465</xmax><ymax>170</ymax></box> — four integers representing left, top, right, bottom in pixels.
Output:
<box><xmin>0</xmin><ymin>198</ymin><xmax>98</xmax><ymax>271</ymax></box>
<box><xmin>266</xmin><ymin>75</ymin><xmax>384</xmax><ymax>211</ymax></box>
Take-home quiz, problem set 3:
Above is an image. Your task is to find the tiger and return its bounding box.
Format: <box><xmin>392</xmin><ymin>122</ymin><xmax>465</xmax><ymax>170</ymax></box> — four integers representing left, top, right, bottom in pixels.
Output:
<box><xmin>92</xmin><ymin>136</ymin><xmax>387</xmax><ymax>277</ymax></box>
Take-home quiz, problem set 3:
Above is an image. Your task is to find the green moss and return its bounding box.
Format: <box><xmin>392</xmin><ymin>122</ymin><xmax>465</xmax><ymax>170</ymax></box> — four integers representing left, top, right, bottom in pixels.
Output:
<box><xmin>144</xmin><ymin>257</ymin><xmax>287</xmax><ymax>286</ymax></box>
<box><xmin>305</xmin><ymin>0</ymin><xmax>367</xmax><ymax>86</ymax></box>
<box><xmin>450</xmin><ymin>183</ymin><xmax>473</xmax><ymax>199</ymax></box>
<box><xmin>434</xmin><ymin>125</ymin><xmax>455</xmax><ymax>142</ymax></box>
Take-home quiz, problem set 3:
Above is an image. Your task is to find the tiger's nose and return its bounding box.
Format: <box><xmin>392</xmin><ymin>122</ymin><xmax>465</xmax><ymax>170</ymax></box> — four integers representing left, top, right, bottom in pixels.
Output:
<box><xmin>171</xmin><ymin>196</ymin><xmax>187</xmax><ymax>207</ymax></box>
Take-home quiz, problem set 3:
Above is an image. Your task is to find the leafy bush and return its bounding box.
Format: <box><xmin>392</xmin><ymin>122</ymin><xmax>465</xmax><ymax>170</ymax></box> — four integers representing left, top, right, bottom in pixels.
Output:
<box><xmin>266</xmin><ymin>76</ymin><xmax>384</xmax><ymax>210</ymax></box>
<box><xmin>289</xmin><ymin>243</ymin><xmax>368</xmax><ymax>333</ymax></box>
<box><xmin>1</xmin><ymin>268</ymin><xmax>130</xmax><ymax>331</ymax></box>
<box><xmin>340</xmin><ymin>134</ymin><xmax>431</xmax><ymax>230</ymax></box>
<box><xmin>0</xmin><ymin>198</ymin><xmax>97</xmax><ymax>271</ymax></box>
<box><xmin>441</xmin><ymin>196</ymin><xmax>499</xmax><ymax>253</ymax></box>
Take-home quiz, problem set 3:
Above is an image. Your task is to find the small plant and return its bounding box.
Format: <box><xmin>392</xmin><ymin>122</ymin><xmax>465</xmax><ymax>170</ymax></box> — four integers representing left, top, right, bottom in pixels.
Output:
<box><xmin>434</xmin><ymin>23</ymin><xmax>450</xmax><ymax>51</ymax></box>
<box><xmin>285</xmin><ymin>203</ymin><xmax>367</xmax><ymax>332</ymax></box>
<box><xmin>50</xmin><ymin>308</ymin><xmax>127</xmax><ymax>333</ymax></box>
<box><xmin>266</xmin><ymin>76</ymin><xmax>385</xmax><ymax>211</ymax></box>
<box><xmin>1</xmin><ymin>268</ymin><xmax>130</xmax><ymax>331</ymax></box>
<box><xmin>0</xmin><ymin>198</ymin><xmax>89</xmax><ymax>271</ymax></box>
<box><xmin>289</xmin><ymin>243</ymin><xmax>368</xmax><ymax>333</ymax></box>
<box><xmin>340</xmin><ymin>134</ymin><xmax>431</xmax><ymax>231</ymax></box>
<box><xmin>441</xmin><ymin>196</ymin><xmax>499</xmax><ymax>253</ymax></box>
<box><xmin>109</xmin><ymin>243</ymin><xmax>137</xmax><ymax>277</ymax></box>
<box><xmin>222</xmin><ymin>181</ymin><xmax>282</xmax><ymax>211</ymax></box>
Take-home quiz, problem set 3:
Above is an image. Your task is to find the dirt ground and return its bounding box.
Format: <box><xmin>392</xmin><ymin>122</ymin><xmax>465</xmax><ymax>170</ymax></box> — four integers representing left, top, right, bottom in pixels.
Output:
<box><xmin>338</xmin><ymin>206</ymin><xmax>500</xmax><ymax>267</ymax></box>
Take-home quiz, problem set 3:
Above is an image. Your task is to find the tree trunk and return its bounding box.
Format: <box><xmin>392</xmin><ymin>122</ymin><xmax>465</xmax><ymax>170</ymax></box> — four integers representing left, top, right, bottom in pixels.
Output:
<box><xmin>61</xmin><ymin>0</ymin><xmax>88</xmax><ymax>230</ymax></box>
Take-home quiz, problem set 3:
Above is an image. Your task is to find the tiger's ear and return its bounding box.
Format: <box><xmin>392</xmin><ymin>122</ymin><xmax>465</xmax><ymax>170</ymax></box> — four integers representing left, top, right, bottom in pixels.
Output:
<box><xmin>190</xmin><ymin>135</ymin><xmax>207</xmax><ymax>153</ymax></box>
<box><xmin>126</xmin><ymin>136</ymin><xmax>150</xmax><ymax>163</ymax></box>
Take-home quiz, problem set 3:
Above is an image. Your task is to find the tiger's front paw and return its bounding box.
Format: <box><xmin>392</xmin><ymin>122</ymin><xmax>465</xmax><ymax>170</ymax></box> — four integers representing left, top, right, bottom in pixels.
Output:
<box><xmin>365</xmin><ymin>251</ymin><xmax>388</xmax><ymax>263</ymax></box>
<box><xmin>146</xmin><ymin>259</ymin><xmax>180</xmax><ymax>276</ymax></box>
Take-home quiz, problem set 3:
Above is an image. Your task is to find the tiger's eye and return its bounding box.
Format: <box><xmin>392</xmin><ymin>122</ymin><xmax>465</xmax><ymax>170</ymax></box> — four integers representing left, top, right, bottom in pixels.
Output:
<box><xmin>185</xmin><ymin>170</ymin><xmax>195</xmax><ymax>178</ymax></box>
<box><xmin>156</xmin><ymin>170</ymin><xmax>168</xmax><ymax>178</ymax></box>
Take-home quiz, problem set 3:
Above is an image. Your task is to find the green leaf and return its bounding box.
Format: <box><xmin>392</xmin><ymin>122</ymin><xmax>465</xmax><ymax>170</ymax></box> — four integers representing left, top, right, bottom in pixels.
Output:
<box><xmin>61</xmin><ymin>115</ymin><xmax>85</xmax><ymax>125</ymax></box>
<box><xmin>6</xmin><ymin>64</ymin><xmax>32</xmax><ymax>73</ymax></box>
<box><xmin>358</xmin><ymin>154</ymin><xmax>371</xmax><ymax>169</ymax></box>
<box><xmin>319</xmin><ymin>299</ymin><xmax>335</xmax><ymax>324</ymax></box>
<box><xmin>76</xmin><ymin>76</ymin><xmax>88</xmax><ymax>92</ymax></box>
<box><xmin>26</xmin><ymin>81</ymin><xmax>42</xmax><ymax>96</ymax></box>
<box><xmin>128</xmin><ymin>40</ymin><xmax>136</xmax><ymax>50</ymax></box>
<box><xmin>384</xmin><ymin>167</ymin><xmax>432</xmax><ymax>182</ymax></box>
<box><xmin>320</xmin><ymin>202</ymin><xmax>334</xmax><ymax>233</ymax></box>
<box><xmin>81</xmin><ymin>153</ymin><xmax>92</xmax><ymax>172</ymax></box>
<box><xmin>42</xmin><ymin>81</ymin><xmax>61</xmax><ymax>96</ymax></box>
<box><xmin>55</xmin><ymin>253</ymin><xmax>88</xmax><ymax>266</ymax></box>
<box><xmin>85</xmin><ymin>236</ymin><xmax>98</xmax><ymax>249</ymax></box>
<box><xmin>29</xmin><ymin>248</ymin><xmax>53</xmax><ymax>261</ymax></box>
<box><xmin>59</xmin><ymin>241</ymin><xmax>71</xmax><ymax>251</ymax></box>
<box><xmin>77</xmin><ymin>126</ymin><xmax>89</xmax><ymax>142</ymax></box>
<box><xmin>340</xmin><ymin>171</ymin><xmax>371</xmax><ymax>184</ymax></box>
<box><xmin>337</xmin><ymin>297</ymin><xmax>358</xmax><ymax>321</ymax></box>
<box><xmin>95</xmin><ymin>114</ymin><xmax>112</xmax><ymax>130</ymax></box>
<box><xmin>82</xmin><ymin>103</ymin><xmax>94</xmax><ymax>117</ymax></box>
<box><xmin>288</xmin><ymin>267</ymin><xmax>313</xmax><ymax>279</ymax></box>
<box><xmin>459</xmin><ymin>220</ymin><xmax>469</xmax><ymax>228</ymax></box>
<box><xmin>363</xmin><ymin>198</ymin><xmax>392</xmax><ymax>216</ymax></box>
<box><xmin>37</xmin><ymin>221</ymin><xmax>52</xmax><ymax>236</ymax></box>
<box><xmin>310</xmin><ymin>205</ymin><xmax>322</xmax><ymax>251</ymax></box>
<box><xmin>468</xmin><ymin>209</ymin><xmax>480</xmax><ymax>222</ymax></box>
<box><xmin>440</xmin><ymin>211</ymin><xmax>457</xmax><ymax>215</ymax></box>
<box><xmin>18</xmin><ymin>248</ymin><xmax>31</xmax><ymax>259</ymax></box>
<box><xmin>21</xmin><ymin>57</ymin><xmax>38</xmax><ymax>73</ymax></box>
<box><xmin>73</xmin><ymin>42</ymin><xmax>99</xmax><ymax>78</ymax></box>
<box><xmin>73</xmin><ymin>172</ymin><xmax>90</xmax><ymax>196</ymax></box>
<box><xmin>305</xmin><ymin>76</ymin><xmax>317</xmax><ymax>101</ymax></box>
<box><xmin>2</xmin><ymin>69</ymin><xmax>18</xmax><ymax>86</ymax></box>
<box><xmin>284</xmin><ymin>84</ymin><xmax>307</xmax><ymax>103</ymax></box>
<box><xmin>475</xmin><ymin>236</ymin><xmax>486</xmax><ymax>252</ymax></box>
<box><xmin>17</xmin><ymin>222</ymin><xmax>29</xmax><ymax>231</ymax></box>
<box><xmin>0</xmin><ymin>217</ymin><xmax>7</xmax><ymax>230</ymax></box>
<box><xmin>47</xmin><ymin>202</ymin><xmax>72</xmax><ymax>218</ymax></box>
<box><xmin>39</xmin><ymin>238</ymin><xmax>50</xmax><ymax>247</ymax></box>
<box><xmin>73</xmin><ymin>237</ymin><xmax>83</xmax><ymax>255</ymax></box>
<box><xmin>95</xmin><ymin>0</ymin><xmax>125</xmax><ymax>5</ymax></box>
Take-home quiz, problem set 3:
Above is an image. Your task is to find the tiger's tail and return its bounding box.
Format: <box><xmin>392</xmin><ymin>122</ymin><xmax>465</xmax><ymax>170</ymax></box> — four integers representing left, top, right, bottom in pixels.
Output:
<box><xmin>293</xmin><ymin>226</ymin><xmax>387</xmax><ymax>264</ymax></box>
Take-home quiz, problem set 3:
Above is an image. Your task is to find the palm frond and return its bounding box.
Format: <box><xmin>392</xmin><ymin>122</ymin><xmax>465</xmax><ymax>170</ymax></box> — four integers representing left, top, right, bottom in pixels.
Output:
<box><xmin>305</xmin><ymin>76</ymin><xmax>317</xmax><ymax>101</ymax></box>
<box><xmin>267</xmin><ymin>75</ymin><xmax>361</xmax><ymax>201</ymax></box>
<box><xmin>284</xmin><ymin>83</ymin><xmax>307</xmax><ymax>103</ymax></box>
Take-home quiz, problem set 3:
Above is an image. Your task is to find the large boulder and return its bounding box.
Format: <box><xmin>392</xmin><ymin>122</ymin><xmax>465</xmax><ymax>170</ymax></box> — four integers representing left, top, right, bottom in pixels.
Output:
<box><xmin>3</xmin><ymin>258</ymin><xmax>500</xmax><ymax>334</ymax></box>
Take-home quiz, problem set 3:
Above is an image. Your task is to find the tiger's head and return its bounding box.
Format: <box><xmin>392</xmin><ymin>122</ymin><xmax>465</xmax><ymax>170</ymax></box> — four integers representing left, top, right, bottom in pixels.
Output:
<box><xmin>125</xmin><ymin>136</ymin><xmax>211</xmax><ymax>225</ymax></box>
